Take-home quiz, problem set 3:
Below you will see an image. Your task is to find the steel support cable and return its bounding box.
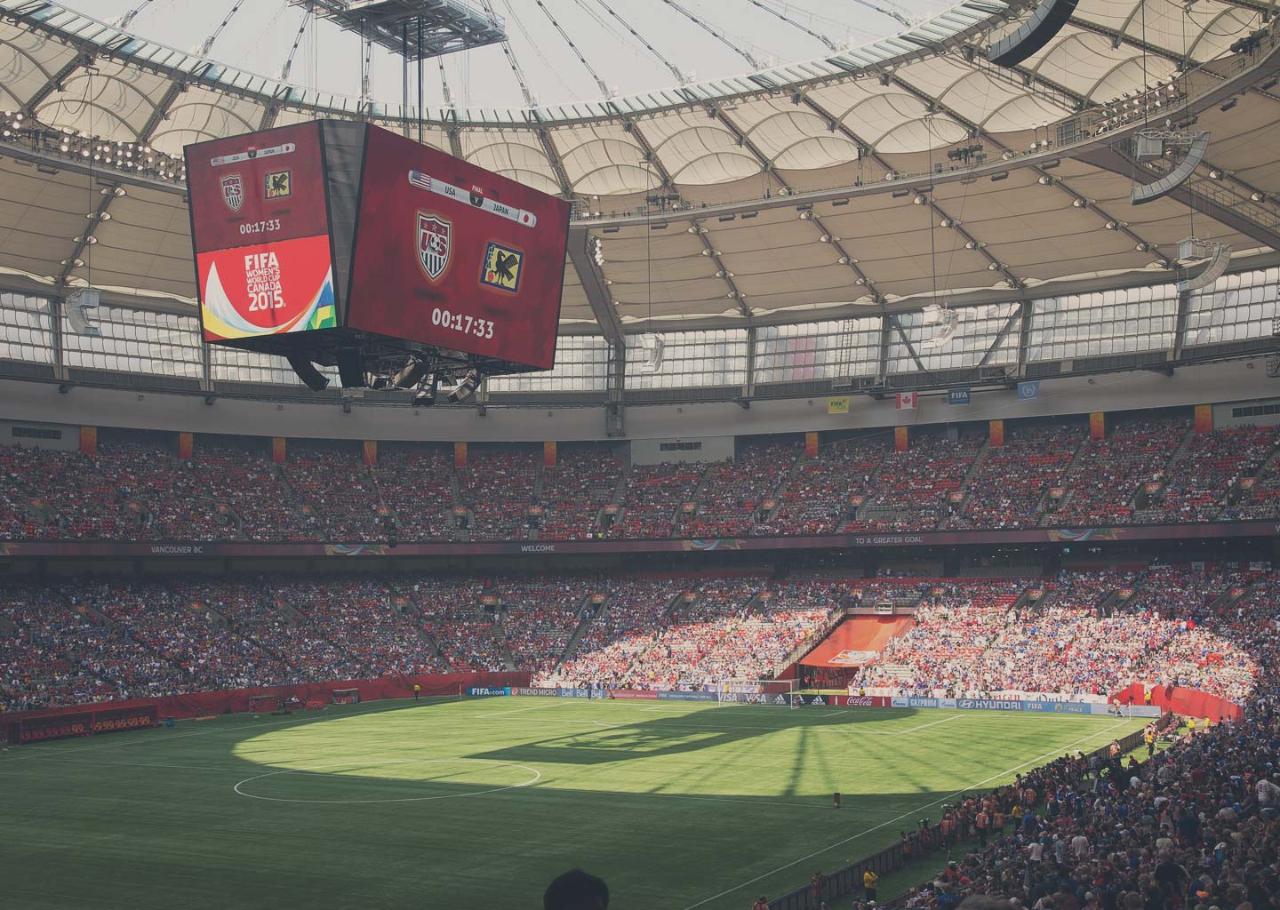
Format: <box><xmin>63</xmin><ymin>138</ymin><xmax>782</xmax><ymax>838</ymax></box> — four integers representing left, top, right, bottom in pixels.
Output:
<box><xmin>590</xmin><ymin>0</ymin><xmax>687</xmax><ymax>83</ymax></box>
<box><xmin>748</xmin><ymin>0</ymin><xmax>836</xmax><ymax>50</ymax></box>
<box><xmin>532</xmin><ymin>0</ymin><xmax>612</xmax><ymax>98</ymax></box>
<box><xmin>657</xmin><ymin>0</ymin><xmax>761</xmax><ymax>70</ymax></box>
<box><xmin>488</xmin><ymin>0</ymin><xmax>542</xmax><ymax>106</ymax></box>
<box><xmin>280</xmin><ymin>2</ymin><xmax>314</xmax><ymax>81</ymax></box>
<box><xmin>199</xmin><ymin>0</ymin><xmax>249</xmax><ymax>57</ymax></box>
<box><xmin>437</xmin><ymin>58</ymin><xmax>456</xmax><ymax>110</ymax></box>
<box><xmin>116</xmin><ymin>0</ymin><xmax>164</xmax><ymax>30</ymax></box>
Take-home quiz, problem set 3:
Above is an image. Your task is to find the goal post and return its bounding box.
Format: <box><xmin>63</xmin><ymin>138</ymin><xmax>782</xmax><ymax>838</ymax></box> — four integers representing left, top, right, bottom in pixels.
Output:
<box><xmin>248</xmin><ymin>694</ymin><xmax>281</xmax><ymax>715</ymax></box>
<box><xmin>715</xmin><ymin>678</ymin><xmax>800</xmax><ymax>708</ymax></box>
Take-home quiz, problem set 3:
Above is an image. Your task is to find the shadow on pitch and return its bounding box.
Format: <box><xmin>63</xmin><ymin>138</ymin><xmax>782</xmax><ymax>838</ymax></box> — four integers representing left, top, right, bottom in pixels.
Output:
<box><xmin>466</xmin><ymin>705</ymin><xmax>925</xmax><ymax>765</ymax></box>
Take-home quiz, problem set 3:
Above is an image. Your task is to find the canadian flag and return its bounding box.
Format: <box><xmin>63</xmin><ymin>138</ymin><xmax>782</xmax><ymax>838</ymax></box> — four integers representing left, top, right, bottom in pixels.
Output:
<box><xmin>896</xmin><ymin>391</ymin><xmax>918</xmax><ymax>410</ymax></box>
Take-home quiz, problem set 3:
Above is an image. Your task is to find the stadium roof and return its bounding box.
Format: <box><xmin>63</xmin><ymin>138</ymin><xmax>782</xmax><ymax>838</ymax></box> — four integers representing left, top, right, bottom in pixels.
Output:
<box><xmin>0</xmin><ymin>0</ymin><xmax>1279</xmax><ymax>337</ymax></box>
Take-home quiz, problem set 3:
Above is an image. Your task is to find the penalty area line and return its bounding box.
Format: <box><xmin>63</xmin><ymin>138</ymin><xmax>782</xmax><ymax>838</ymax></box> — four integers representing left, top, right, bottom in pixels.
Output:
<box><xmin>680</xmin><ymin>718</ymin><xmax>1135</xmax><ymax>910</ymax></box>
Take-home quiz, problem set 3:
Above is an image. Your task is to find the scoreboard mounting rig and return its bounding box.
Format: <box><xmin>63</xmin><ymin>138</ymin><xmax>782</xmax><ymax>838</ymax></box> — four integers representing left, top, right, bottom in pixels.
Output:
<box><xmin>185</xmin><ymin>121</ymin><xmax>571</xmax><ymax>392</ymax></box>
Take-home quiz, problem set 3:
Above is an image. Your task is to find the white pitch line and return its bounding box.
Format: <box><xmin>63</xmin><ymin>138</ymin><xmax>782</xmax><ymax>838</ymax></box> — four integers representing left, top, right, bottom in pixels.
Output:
<box><xmin>680</xmin><ymin>717</ymin><xmax>1135</xmax><ymax>910</ymax></box>
<box><xmin>869</xmin><ymin>713</ymin><xmax>965</xmax><ymax>736</ymax></box>
<box><xmin>468</xmin><ymin>702</ymin><xmax>563</xmax><ymax>719</ymax></box>
<box><xmin>232</xmin><ymin>757</ymin><xmax>542</xmax><ymax>805</ymax></box>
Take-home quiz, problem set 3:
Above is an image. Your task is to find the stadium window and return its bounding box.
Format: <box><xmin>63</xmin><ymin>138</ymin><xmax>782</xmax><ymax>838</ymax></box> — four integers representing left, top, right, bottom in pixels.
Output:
<box><xmin>624</xmin><ymin>329</ymin><xmax>747</xmax><ymax>389</ymax></box>
<box><xmin>1028</xmin><ymin>285</ymin><xmax>1176</xmax><ymax>362</ymax></box>
<box><xmin>11</xmin><ymin>426</ymin><xmax>62</xmax><ymax>440</ymax></box>
<box><xmin>1185</xmin><ymin>267</ymin><xmax>1280</xmax><ymax>347</ymax></box>
<box><xmin>61</xmin><ymin>305</ymin><xmax>202</xmax><ymax>379</ymax></box>
<box><xmin>1231</xmin><ymin>403</ymin><xmax>1280</xmax><ymax>418</ymax></box>
<box><xmin>486</xmin><ymin>335</ymin><xmax>609</xmax><ymax>393</ymax></box>
<box><xmin>754</xmin><ymin>318</ymin><xmax>880</xmax><ymax>384</ymax></box>
<box><xmin>888</xmin><ymin>303</ymin><xmax>1019</xmax><ymax>374</ymax></box>
<box><xmin>0</xmin><ymin>292</ymin><xmax>55</xmax><ymax>364</ymax></box>
<box><xmin>209</xmin><ymin>345</ymin><xmax>339</xmax><ymax>387</ymax></box>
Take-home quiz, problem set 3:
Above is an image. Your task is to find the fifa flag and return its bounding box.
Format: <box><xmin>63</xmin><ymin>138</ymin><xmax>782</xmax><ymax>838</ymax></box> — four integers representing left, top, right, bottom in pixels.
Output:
<box><xmin>544</xmin><ymin>440</ymin><xmax>557</xmax><ymax>467</ymax></box>
<box><xmin>271</xmin><ymin>436</ymin><xmax>286</xmax><ymax>464</ymax></box>
<box><xmin>177</xmin><ymin>432</ymin><xmax>194</xmax><ymax>460</ymax></box>
<box><xmin>895</xmin><ymin>391</ymin><xmax>918</xmax><ymax>410</ymax></box>
<box><xmin>1194</xmin><ymin>404</ymin><xmax>1214</xmax><ymax>434</ymax></box>
<box><xmin>827</xmin><ymin>397</ymin><xmax>850</xmax><ymax>415</ymax></box>
<box><xmin>894</xmin><ymin>426</ymin><xmax>909</xmax><ymax>452</ymax></box>
<box><xmin>362</xmin><ymin>440</ymin><xmax>378</xmax><ymax>466</ymax></box>
<box><xmin>1017</xmin><ymin>380</ymin><xmax>1040</xmax><ymax>401</ymax></box>
<box><xmin>79</xmin><ymin>426</ymin><xmax>97</xmax><ymax>456</ymax></box>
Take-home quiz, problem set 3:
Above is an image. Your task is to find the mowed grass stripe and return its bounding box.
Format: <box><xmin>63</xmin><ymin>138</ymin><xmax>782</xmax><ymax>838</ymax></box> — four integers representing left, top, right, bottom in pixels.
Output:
<box><xmin>0</xmin><ymin>697</ymin><xmax>1145</xmax><ymax>910</ymax></box>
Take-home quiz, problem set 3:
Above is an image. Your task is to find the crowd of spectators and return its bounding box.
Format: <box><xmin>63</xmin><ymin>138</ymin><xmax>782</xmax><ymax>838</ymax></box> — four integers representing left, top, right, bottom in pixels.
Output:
<box><xmin>539</xmin><ymin>444</ymin><xmax>625</xmax><ymax>541</ymax></box>
<box><xmin>1046</xmin><ymin>416</ymin><xmax>1189</xmax><ymax>527</ymax></box>
<box><xmin>847</xmin><ymin>432</ymin><xmax>986</xmax><ymax>532</ymax></box>
<box><xmin>281</xmin><ymin>443</ymin><xmax>387</xmax><ymax>542</ymax></box>
<box><xmin>1</xmin><ymin>564</ymin><xmax>1275</xmax><ymax>714</ymax></box>
<box><xmin>1146</xmin><ymin>426</ymin><xmax>1276</xmax><ymax>524</ymax></box>
<box><xmin>676</xmin><ymin>439</ymin><xmax>799</xmax><ymax>538</ymax></box>
<box><xmin>2</xmin><ymin>417</ymin><xmax>1278</xmax><ymax>544</ymax></box>
<box><xmin>456</xmin><ymin>446</ymin><xmax>540</xmax><ymax>540</ymax></box>
<box><xmin>373</xmin><ymin>444</ymin><xmax>457</xmax><ymax>541</ymax></box>
<box><xmin>541</xmin><ymin>577</ymin><xmax>839</xmax><ymax>691</ymax></box>
<box><xmin>949</xmin><ymin>423</ymin><xmax>1083</xmax><ymax>530</ymax></box>
<box><xmin>853</xmin><ymin>565</ymin><xmax>1266</xmax><ymax>702</ymax></box>
<box><xmin>897</xmin><ymin>587</ymin><xmax>1280</xmax><ymax>910</ymax></box>
<box><xmin>766</xmin><ymin>436</ymin><xmax>885</xmax><ymax>535</ymax></box>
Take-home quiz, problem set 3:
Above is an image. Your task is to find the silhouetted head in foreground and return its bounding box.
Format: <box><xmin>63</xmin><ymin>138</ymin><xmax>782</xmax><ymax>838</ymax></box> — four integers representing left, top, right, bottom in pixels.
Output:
<box><xmin>545</xmin><ymin>869</ymin><xmax>609</xmax><ymax>910</ymax></box>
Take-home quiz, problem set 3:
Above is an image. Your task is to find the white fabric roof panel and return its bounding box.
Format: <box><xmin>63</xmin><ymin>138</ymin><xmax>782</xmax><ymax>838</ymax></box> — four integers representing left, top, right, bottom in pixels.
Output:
<box><xmin>634</xmin><ymin>110</ymin><xmax>761</xmax><ymax>186</ymax></box>
<box><xmin>151</xmin><ymin>86</ymin><xmax>265</xmax><ymax>157</ymax></box>
<box><xmin>0</xmin><ymin>19</ymin><xmax>77</xmax><ymax>111</ymax></box>
<box><xmin>0</xmin><ymin>0</ymin><xmax>1276</xmax><ymax>330</ymax></box>
<box><xmin>458</xmin><ymin>128</ymin><xmax>561</xmax><ymax>196</ymax></box>
<box><xmin>549</xmin><ymin>122</ymin><xmax>648</xmax><ymax>196</ymax></box>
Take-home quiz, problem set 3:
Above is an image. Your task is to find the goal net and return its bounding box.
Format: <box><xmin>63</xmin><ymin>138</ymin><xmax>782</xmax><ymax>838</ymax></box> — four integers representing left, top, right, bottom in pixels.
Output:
<box><xmin>715</xmin><ymin>678</ymin><xmax>800</xmax><ymax>708</ymax></box>
<box><xmin>332</xmin><ymin>688</ymin><xmax>361</xmax><ymax>705</ymax></box>
<box><xmin>248</xmin><ymin>694</ymin><xmax>281</xmax><ymax>715</ymax></box>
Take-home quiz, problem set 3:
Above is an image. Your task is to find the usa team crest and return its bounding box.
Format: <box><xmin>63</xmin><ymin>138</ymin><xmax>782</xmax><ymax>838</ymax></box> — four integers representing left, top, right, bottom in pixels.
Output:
<box><xmin>417</xmin><ymin>212</ymin><xmax>451</xmax><ymax>281</ymax></box>
<box><xmin>220</xmin><ymin>173</ymin><xmax>244</xmax><ymax>213</ymax></box>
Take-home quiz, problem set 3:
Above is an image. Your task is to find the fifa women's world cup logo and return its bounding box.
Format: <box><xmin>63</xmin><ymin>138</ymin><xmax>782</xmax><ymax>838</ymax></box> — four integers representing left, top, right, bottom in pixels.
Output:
<box><xmin>416</xmin><ymin>212</ymin><xmax>451</xmax><ymax>281</ymax></box>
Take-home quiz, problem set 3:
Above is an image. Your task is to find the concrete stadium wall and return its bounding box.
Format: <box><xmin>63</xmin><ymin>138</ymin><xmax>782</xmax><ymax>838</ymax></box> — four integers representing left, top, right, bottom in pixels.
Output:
<box><xmin>0</xmin><ymin>356</ymin><xmax>1275</xmax><ymax>443</ymax></box>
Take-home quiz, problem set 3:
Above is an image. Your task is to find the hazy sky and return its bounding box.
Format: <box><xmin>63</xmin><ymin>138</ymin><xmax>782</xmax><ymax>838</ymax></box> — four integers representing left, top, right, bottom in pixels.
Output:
<box><xmin>59</xmin><ymin>0</ymin><xmax>956</xmax><ymax>110</ymax></box>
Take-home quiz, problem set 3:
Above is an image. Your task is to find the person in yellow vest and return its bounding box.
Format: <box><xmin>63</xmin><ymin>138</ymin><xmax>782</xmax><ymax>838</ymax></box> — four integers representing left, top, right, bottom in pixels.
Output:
<box><xmin>863</xmin><ymin>868</ymin><xmax>879</xmax><ymax>902</ymax></box>
<box><xmin>413</xmin><ymin>683</ymin><xmax>421</xmax><ymax>701</ymax></box>
<box><xmin>1187</xmin><ymin>716</ymin><xmax>1197</xmax><ymax>736</ymax></box>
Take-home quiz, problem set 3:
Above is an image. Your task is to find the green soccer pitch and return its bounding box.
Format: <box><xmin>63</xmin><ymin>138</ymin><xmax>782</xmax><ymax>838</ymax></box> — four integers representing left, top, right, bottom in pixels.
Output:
<box><xmin>0</xmin><ymin>697</ymin><xmax>1147</xmax><ymax>909</ymax></box>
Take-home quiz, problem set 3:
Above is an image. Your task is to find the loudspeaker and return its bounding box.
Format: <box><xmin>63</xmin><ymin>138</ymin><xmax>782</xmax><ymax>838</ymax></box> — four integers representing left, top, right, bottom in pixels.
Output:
<box><xmin>337</xmin><ymin>348</ymin><xmax>364</xmax><ymax>388</ymax></box>
<box><xmin>286</xmin><ymin>354</ymin><xmax>329</xmax><ymax>391</ymax></box>
<box><xmin>988</xmin><ymin>0</ymin><xmax>1079</xmax><ymax>67</ymax></box>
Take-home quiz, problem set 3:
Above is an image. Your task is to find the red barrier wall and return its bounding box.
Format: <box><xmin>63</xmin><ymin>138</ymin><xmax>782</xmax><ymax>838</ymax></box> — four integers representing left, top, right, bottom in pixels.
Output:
<box><xmin>1113</xmin><ymin>682</ymin><xmax>1242</xmax><ymax>723</ymax></box>
<box><xmin>2</xmin><ymin>671</ymin><xmax>528</xmax><ymax>728</ymax></box>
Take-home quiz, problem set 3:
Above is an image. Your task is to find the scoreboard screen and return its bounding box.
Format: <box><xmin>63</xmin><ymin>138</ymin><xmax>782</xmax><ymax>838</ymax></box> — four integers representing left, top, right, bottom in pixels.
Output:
<box><xmin>346</xmin><ymin>127</ymin><xmax>569</xmax><ymax>370</ymax></box>
<box><xmin>185</xmin><ymin>122</ymin><xmax>336</xmax><ymax>343</ymax></box>
<box><xmin>185</xmin><ymin>121</ymin><xmax>570</xmax><ymax>374</ymax></box>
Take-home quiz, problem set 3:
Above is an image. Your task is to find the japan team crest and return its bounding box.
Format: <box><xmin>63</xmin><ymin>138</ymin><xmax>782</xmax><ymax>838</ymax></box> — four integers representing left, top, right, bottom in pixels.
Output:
<box><xmin>417</xmin><ymin>212</ymin><xmax>451</xmax><ymax>281</ymax></box>
<box><xmin>220</xmin><ymin>173</ymin><xmax>245</xmax><ymax>212</ymax></box>
<box><xmin>481</xmin><ymin>241</ymin><xmax>523</xmax><ymax>292</ymax></box>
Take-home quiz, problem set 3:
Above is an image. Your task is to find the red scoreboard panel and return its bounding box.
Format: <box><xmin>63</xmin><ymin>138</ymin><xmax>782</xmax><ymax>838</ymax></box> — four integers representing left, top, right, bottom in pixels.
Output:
<box><xmin>185</xmin><ymin>122</ymin><xmax>337</xmax><ymax>343</ymax></box>
<box><xmin>346</xmin><ymin>126</ymin><xmax>570</xmax><ymax>371</ymax></box>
